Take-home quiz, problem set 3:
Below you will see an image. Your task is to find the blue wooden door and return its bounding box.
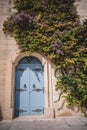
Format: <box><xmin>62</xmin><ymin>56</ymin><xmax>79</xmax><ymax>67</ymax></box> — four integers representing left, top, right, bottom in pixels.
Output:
<box><xmin>15</xmin><ymin>56</ymin><xmax>44</xmax><ymax>116</ymax></box>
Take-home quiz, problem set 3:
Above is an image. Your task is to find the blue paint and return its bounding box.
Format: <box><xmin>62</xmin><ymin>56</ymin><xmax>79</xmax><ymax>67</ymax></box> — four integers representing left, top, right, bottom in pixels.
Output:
<box><xmin>15</xmin><ymin>57</ymin><xmax>44</xmax><ymax>116</ymax></box>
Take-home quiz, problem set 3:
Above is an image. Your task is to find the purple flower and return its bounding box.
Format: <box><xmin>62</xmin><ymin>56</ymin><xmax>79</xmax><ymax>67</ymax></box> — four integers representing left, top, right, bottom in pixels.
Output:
<box><xmin>52</xmin><ymin>42</ymin><xmax>58</xmax><ymax>51</ymax></box>
<box><xmin>56</xmin><ymin>49</ymin><xmax>61</xmax><ymax>54</ymax></box>
<box><xmin>10</xmin><ymin>12</ymin><xmax>34</xmax><ymax>24</ymax></box>
<box><xmin>56</xmin><ymin>49</ymin><xmax>64</xmax><ymax>55</ymax></box>
<box><xmin>52</xmin><ymin>33</ymin><xmax>56</xmax><ymax>37</ymax></box>
<box><xmin>54</xmin><ymin>42</ymin><xmax>58</xmax><ymax>47</ymax></box>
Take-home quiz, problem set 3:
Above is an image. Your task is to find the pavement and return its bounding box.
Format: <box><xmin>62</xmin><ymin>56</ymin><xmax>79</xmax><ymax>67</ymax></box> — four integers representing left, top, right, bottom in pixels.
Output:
<box><xmin>0</xmin><ymin>116</ymin><xmax>87</xmax><ymax>130</ymax></box>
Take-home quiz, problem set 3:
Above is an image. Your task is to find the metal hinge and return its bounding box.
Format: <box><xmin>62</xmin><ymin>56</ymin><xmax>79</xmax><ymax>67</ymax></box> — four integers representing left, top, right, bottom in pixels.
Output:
<box><xmin>16</xmin><ymin>109</ymin><xmax>27</xmax><ymax>113</ymax></box>
<box><xmin>16</xmin><ymin>88</ymin><xmax>27</xmax><ymax>92</ymax></box>
<box><xmin>32</xmin><ymin>108</ymin><xmax>44</xmax><ymax>113</ymax></box>
<box><xmin>32</xmin><ymin>88</ymin><xmax>44</xmax><ymax>93</ymax></box>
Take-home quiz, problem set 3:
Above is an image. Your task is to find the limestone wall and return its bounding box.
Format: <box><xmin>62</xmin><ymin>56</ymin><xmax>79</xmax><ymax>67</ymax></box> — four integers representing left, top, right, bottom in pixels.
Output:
<box><xmin>0</xmin><ymin>0</ymin><xmax>18</xmax><ymax>119</ymax></box>
<box><xmin>0</xmin><ymin>0</ymin><xmax>10</xmax><ymax>118</ymax></box>
<box><xmin>75</xmin><ymin>0</ymin><xmax>87</xmax><ymax>22</ymax></box>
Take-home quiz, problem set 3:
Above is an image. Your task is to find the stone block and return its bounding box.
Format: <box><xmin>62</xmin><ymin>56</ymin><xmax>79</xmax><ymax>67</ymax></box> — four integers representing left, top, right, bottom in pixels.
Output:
<box><xmin>2</xmin><ymin>108</ymin><xmax>14</xmax><ymax>120</ymax></box>
<box><xmin>44</xmin><ymin>108</ymin><xmax>54</xmax><ymax>119</ymax></box>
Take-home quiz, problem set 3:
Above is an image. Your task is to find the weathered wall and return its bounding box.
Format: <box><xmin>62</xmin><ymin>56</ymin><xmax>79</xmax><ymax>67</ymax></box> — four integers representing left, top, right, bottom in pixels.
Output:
<box><xmin>0</xmin><ymin>0</ymin><xmax>18</xmax><ymax>119</ymax></box>
<box><xmin>0</xmin><ymin>0</ymin><xmax>11</xmax><ymax>119</ymax></box>
<box><xmin>75</xmin><ymin>0</ymin><xmax>87</xmax><ymax>22</ymax></box>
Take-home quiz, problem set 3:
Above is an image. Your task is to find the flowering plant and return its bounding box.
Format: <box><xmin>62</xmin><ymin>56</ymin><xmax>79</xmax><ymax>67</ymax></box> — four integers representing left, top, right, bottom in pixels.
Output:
<box><xmin>3</xmin><ymin>0</ymin><xmax>87</xmax><ymax>115</ymax></box>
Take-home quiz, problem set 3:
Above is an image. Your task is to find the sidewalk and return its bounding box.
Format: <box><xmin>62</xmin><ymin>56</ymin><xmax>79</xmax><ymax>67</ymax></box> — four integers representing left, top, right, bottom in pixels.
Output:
<box><xmin>0</xmin><ymin>116</ymin><xmax>87</xmax><ymax>130</ymax></box>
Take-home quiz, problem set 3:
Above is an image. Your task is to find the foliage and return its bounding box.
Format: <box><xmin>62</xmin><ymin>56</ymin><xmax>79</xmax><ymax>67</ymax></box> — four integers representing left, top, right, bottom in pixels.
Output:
<box><xmin>3</xmin><ymin>0</ymin><xmax>87</xmax><ymax>115</ymax></box>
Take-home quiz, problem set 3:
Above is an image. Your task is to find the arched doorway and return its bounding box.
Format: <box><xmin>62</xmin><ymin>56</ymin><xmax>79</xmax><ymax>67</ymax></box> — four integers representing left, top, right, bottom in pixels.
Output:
<box><xmin>15</xmin><ymin>56</ymin><xmax>44</xmax><ymax>117</ymax></box>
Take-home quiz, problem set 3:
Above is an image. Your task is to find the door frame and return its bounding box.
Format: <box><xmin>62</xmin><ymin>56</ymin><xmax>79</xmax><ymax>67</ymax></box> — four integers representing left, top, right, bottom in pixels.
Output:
<box><xmin>12</xmin><ymin>52</ymin><xmax>54</xmax><ymax>119</ymax></box>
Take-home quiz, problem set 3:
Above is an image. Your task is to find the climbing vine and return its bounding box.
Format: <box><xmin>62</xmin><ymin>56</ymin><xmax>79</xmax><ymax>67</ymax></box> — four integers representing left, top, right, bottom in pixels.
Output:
<box><xmin>3</xmin><ymin>0</ymin><xmax>87</xmax><ymax>115</ymax></box>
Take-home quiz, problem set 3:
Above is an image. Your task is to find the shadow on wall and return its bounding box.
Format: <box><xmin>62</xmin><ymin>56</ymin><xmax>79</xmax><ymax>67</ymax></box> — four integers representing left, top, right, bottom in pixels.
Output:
<box><xmin>0</xmin><ymin>104</ymin><xmax>2</xmax><ymax>120</ymax></box>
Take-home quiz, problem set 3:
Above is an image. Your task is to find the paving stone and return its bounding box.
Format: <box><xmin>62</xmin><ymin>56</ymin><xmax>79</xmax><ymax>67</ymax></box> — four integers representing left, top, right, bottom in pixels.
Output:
<box><xmin>9</xmin><ymin>119</ymin><xmax>72</xmax><ymax>130</ymax></box>
<box><xmin>0</xmin><ymin>121</ymin><xmax>11</xmax><ymax>130</ymax></box>
<box><xmin>79</xmin><ymin>116</ymin><xmax>87</xmax><ymax>125</ymax></box>
<box><xmin>71</xmin><ymin>126</ymin><xmax>87</xmax><ymax>130</ymax></box>
<box><xmin>0</xmin><ymin>117</ymin><xmax>87</xmax><ymax>130</ymax></box>
<box><xmin>63</xmin><ymin>117</ymin><xmax>84</xmax><ymax>127</ymax></box>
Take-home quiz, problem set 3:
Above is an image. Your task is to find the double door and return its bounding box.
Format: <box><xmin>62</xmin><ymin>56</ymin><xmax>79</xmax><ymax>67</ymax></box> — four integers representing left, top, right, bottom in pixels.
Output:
<box><xmin>15</xmin><ymin>64</ymin><xmax>44</xmax><ymax>116</ymax></box>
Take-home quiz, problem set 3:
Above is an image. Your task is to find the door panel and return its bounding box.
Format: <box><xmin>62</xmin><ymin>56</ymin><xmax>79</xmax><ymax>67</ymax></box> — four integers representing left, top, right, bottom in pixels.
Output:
<box><xmin>15</xmin><ymin>65</ymin><xmax>30</xmax><ymax>116</ymax></box>
<box><xmin>29</xmin><ymin>65</ymin><xmax>44</xmax><ymax>115</ymax></box>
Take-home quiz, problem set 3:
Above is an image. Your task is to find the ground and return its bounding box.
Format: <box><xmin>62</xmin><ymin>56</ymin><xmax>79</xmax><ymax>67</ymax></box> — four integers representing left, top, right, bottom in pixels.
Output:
<box><xmin>0</xmin><ymin>116</ymin><xmax>87</xmax><ymax>130</ymax></box>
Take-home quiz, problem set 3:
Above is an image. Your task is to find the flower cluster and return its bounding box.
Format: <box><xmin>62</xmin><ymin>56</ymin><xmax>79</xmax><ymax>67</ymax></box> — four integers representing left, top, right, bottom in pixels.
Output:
<box><xmin>11</xmin><ymin>12</ymin><xmax>34</xmax><ymax>24</ymax></box>
<box><xmin>53</xmin><ymin>40</ymin><xmax>64</xmax><ymax>56</ymax></box>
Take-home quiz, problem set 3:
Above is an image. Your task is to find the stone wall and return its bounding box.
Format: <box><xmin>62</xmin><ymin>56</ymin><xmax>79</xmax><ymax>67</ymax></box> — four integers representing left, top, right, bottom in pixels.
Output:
<box><xmin>0</xmin><ymin>0</ymin><xmax>10</xmax><ymax>119</ymax></box>
<box><xmin>75</xmin><ymin>0</ymin><xmax>87</xmax><ymax>22</ymax></box>
<box><xmin>0</xmin><ymin>0</ymin><xmax>18</xmax><ymax>119</ymax></box>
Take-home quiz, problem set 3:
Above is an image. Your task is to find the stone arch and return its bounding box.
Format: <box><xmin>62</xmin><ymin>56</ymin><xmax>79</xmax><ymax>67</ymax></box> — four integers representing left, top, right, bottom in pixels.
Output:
<box><xmin>11</xmin><ymin>52</ymin><xmax>54</xmax><ymax>118</ymax></box>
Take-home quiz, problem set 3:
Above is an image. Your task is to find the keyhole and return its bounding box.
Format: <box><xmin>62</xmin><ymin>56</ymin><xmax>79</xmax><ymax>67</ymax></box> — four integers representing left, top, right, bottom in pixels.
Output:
<box><xmin>33</xmin><ymin>84</ymin><xmax>36</xmax><ymax>89</ymax></box>
<box><xmin>24</xmin><ymin>84</ymin><xmax>27</xmax><ymax>89</ymax></box>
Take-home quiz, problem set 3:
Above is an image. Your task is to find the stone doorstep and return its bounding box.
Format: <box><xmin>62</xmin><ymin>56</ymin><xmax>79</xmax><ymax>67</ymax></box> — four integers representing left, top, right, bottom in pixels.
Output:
<box><xmin>13</xmin><ymin>115</ymin><xmax>56</xmax><ymax>122</ymax></box>
<box><xmin>13</xmin><ymin>115</ymin><xmax>45</xmax><ymax>121</ymax></box>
